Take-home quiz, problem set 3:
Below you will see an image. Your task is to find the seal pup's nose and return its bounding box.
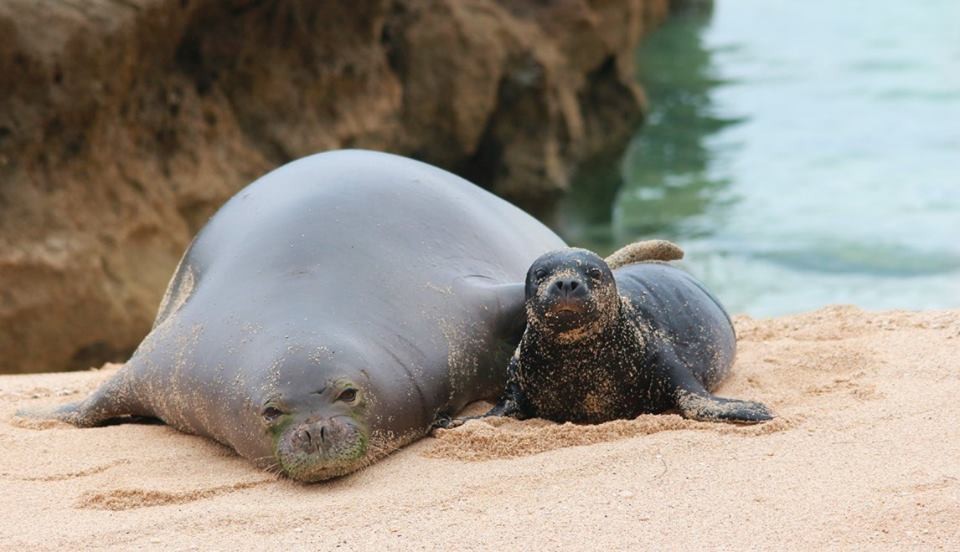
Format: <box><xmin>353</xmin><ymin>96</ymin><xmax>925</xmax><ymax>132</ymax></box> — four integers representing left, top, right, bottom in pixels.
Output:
<box><xmin>552</xmin><ymin>278</ymin><xmax>584</xmax><ymax>297</ymax></box>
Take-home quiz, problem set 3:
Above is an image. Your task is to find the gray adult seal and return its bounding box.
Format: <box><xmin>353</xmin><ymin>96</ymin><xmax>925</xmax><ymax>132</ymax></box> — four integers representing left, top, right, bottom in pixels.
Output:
<box><xmin>464</xmin><ymin>248</ymin><xmax>774</xmax><ymax>425</ymax></box>
<box><xmin>23</xmin><ymin>150</ymin><xmax>564</xmax><ymax>481</ymax></box>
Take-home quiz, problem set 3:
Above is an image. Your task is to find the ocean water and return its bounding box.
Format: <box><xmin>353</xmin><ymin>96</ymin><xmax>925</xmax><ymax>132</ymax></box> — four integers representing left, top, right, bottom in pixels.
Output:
<box><xmin>559</xmin><ymin>0</ymin><xmax>960</xmax><ymax>316</ymax></box>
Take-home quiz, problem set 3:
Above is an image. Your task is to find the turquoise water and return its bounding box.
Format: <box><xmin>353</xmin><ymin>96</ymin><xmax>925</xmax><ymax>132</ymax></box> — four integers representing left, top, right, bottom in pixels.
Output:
<box><xmin>559</xmin><ymin>0</ymin><xmax>960</xmax><ymax>316</ymax></box>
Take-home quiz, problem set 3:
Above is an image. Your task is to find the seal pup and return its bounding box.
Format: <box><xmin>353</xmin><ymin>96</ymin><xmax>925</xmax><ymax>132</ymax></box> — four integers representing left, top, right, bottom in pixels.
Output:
<box><xmin>451</xmin><ymin>247</ymin><xmax>773</xmax><ymax>425</ymax></box>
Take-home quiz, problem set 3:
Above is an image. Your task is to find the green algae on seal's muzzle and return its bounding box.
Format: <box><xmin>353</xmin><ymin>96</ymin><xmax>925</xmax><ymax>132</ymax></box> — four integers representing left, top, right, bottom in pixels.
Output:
<box><xmin>254</xmin><ymin>379</ymin><xmax>374</xmax><ymax>482</ymax></box>
<box><xmin>266</xmin><ymin>411</ymin><xmax>370</xmax><ymax>482</ymax></box>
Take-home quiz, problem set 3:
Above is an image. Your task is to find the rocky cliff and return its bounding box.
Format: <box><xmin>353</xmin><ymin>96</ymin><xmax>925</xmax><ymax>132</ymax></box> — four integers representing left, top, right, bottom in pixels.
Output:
<box><xmin>0</xmin><ymin>0</ymin><xmax>672</xmax><ymax>373</ymax></box>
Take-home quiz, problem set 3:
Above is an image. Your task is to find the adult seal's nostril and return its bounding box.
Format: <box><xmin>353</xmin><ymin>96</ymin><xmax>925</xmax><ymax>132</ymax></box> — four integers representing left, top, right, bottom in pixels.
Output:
<box><xmin>291</xmin><ymin>426</ymin><xmax>313</xmax><ymax>452</ymax></box>
<box><xmin>290</xmin><ymin>421</ymin><xmax>337</xmax><ymax>453</ymax></box>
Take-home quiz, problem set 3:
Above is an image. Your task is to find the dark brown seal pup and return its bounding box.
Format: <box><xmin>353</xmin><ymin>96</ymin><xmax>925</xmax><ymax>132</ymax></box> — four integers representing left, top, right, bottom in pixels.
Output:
<box><xmin>457</xmin><ymin>247</ymin><xmax>773</xmax><ymax>425</ymax></box>
<box><xmin>19</xmin><ymin>150</ymin><xmax>566</xmax><ymax>481</ymax></box>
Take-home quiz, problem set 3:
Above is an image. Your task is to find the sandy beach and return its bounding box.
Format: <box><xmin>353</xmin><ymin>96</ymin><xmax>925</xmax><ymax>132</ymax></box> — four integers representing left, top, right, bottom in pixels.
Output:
<box><xmin>2</xmin><ymin>306</ymin><xmax>958</xmax><ymax>550</ymax></box>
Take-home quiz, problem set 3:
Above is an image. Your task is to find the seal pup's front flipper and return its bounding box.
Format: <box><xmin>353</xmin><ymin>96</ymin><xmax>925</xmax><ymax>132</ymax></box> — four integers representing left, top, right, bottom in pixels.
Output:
<box><xmin>481</xmin><ymin>354</ymin><xmax>530</xmax><ymax>419</ymax></box>
<box><xmin>605</xmin><ymin>239</ymin><xmax>684</xmax><ymax>270</ymax></box>
<box><xmin>433</xmin><ymin>355</ymin><xmax>529</xmax><ymax>429</ymax></box>
<box><xmin>658</xmin><ymin>348</ymin><xmax>774</xmax><ymax>424</ymax></box>
<box><xmin>431</xmin><ymin>396</ymin><xmax>525</xmax><ymax>429</ymax></box>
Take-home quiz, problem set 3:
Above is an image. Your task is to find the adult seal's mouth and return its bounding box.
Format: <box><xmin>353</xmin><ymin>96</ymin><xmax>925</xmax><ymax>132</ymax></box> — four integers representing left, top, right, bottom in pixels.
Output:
<box><xmin>274</xmin><ymin>415</ymin><xmax>371</xmax><ymax>482</ymax></box>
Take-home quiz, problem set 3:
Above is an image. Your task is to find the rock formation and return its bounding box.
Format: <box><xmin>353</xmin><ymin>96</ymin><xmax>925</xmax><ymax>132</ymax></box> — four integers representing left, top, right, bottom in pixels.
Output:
<box><xmin>0</xmin><ymin>0</ymin><xmax>672</xmax><ymax>373</ymax></box>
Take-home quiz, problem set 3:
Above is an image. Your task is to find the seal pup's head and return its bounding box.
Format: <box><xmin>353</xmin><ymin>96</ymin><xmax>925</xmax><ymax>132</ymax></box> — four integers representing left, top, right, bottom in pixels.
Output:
<box><xmin>524</xmin><ymin>248</ymin><xmax>621</xmax><ymax>342</ymax></box>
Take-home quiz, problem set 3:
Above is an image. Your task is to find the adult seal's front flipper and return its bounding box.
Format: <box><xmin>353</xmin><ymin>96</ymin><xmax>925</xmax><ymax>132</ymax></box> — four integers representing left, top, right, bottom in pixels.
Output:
<box><xmin>453</xmin><ymin>278</ymin><xmax>527</xmax><ymax>341</ymax></box>
<box><xmin>15</xmin><ymin>365</ymin><xmax>149</xmax><ymax>427</ymax></box>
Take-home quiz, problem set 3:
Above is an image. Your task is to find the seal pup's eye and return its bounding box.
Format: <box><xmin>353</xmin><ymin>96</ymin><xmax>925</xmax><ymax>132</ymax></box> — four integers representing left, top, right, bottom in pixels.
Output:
<box><xmin>262</xmin><ymin>406</ymin><xmax>284</xmax><ymax>421</ymax></box>
<box><xmin>533</xmin><ymin>269</ymin><xmax>548</xmax><ymax>281</ymax></box>
<box><xmin>337</xmin><ymin>389</ymin><xmax>358</xmax><ymax>403</ymax></box>
<box><xmin>587</xmin><ymin>267</ymin><xmax>603</xmax><ymax>280</ymax></box>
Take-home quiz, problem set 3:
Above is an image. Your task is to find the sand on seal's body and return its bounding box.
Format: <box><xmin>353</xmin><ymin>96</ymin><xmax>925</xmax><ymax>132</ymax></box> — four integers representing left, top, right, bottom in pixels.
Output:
<box><xmin>2</xmin><ymin>306</ymin><xmax>959</xmax><ymax>549</ymax></box>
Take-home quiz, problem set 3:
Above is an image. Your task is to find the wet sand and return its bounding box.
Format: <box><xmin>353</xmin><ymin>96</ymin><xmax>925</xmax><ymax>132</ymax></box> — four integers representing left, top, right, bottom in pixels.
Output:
<box><xmin>2</xmin><ymin>306</ymin><xmax>958</xmax><ymax>550</ymax></box>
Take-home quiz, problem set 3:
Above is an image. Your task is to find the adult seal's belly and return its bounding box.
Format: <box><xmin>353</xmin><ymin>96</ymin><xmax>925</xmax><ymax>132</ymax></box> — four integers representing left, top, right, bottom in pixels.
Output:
<box><xmin>27</xmin><ymin>150</ymin><xmax>565</xmax><ymax>481</ymax></box>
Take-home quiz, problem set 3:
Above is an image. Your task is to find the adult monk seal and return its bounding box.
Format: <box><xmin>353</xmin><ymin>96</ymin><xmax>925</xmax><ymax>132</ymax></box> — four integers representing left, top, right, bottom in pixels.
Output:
<box><xmin>456</xmin><ymin>247</ymin><xmax>774</xmax><ymax>425</ymax></box>
<box><xmin>22</xmin><ymin>150</ymin><xmax>566</xmax><ymax>481</ymax></box>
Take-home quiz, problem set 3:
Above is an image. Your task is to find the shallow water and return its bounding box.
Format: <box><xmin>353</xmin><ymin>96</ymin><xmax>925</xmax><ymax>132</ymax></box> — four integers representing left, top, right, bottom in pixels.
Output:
<box><xmin>559</xmin><ymin>0</ymin><xmax>960</xmax><ymax>316</ymax></box>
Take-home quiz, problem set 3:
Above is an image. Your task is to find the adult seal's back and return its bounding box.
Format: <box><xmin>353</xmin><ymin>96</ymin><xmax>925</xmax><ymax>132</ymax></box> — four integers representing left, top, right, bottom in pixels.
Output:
<box><xmin>23</xmin><ymin>150</ymin><xmax>565</xmax><ymax>481</ymax></box>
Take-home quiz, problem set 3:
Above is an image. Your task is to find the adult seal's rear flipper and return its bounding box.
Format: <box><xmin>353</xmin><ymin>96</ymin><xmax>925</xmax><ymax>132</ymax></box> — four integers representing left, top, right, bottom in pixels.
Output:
<box><xmin>605</xmin><ymin>239</ymin><xmax>684</xmax><ymax>269</ymax></box>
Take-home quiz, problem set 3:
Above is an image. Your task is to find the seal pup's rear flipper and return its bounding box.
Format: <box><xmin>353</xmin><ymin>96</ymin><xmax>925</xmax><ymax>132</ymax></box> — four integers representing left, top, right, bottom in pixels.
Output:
<box><xmin>605</xmin><ymin>239</ymin><xmax>684</xmax><ymax>270</ymax></box>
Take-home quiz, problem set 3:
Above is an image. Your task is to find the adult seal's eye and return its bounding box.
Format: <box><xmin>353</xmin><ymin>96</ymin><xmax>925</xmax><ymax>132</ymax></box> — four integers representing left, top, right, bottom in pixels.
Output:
<box><xmin>337</xmin><ymin>389</ymin><xmax>358</xmax><ymax>403</ymax></box>
<box><xmin>262</xmin><ymin>406</ymin><xmax>284</xmax><ymax>421</ymax></box>
<box><xmin>534</xmin><ymin>269</ymin><xmax>548</xmax><ymax>281</ymax></box>
<box><xmin>587</xmin><ymin>268</ymin><xmax>603</xmax><ymax>279</ymax></box>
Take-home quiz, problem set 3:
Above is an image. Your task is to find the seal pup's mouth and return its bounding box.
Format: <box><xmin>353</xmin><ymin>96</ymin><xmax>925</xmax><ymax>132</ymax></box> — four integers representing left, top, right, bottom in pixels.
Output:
<box><xmin>547</xmin><ymin>297</ymin><xmax>587</xmax><ymax>315</ymax></box>
<box><xmin>544</xmin><ymin>297</ymin><xmax>592</xmax><ymax>322</ymax></box>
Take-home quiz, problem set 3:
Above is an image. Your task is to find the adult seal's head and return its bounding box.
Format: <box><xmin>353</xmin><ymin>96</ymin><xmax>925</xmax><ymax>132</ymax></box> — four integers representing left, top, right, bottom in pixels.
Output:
<box><xmin>524</xmin><ymin>248</ymin><xmax>620</xmax><ymax>342</ymax></box>
<box><xmin>233</xmin><ymin>335</ymin><xmax>435</xmax><ymax>481</ymax></box>
<box><xmin>243</xmin><ymin>346</ymin><xmax>376</xmax><ymax>481</ymax></box>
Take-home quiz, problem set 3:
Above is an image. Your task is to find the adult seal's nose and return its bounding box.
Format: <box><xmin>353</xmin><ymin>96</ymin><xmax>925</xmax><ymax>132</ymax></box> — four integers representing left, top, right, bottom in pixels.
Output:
<box><xmin>290</xmin><ymin>419</ymin><xmax>331</xmax><ymax>453</ymax></box>
<box><xmin>551</xmin><ymin>278</ymin><xmax>585</xmax><ymax>298</ymax></box>
<box><xmin>289</xmin><ymin>417</ymin><xmax>356</xmax><ymax>454</ymax></box>
<box><xmin>290</xmin><ymin>424</ymin><xmax>313</xmax><ymax>452</ymax></box>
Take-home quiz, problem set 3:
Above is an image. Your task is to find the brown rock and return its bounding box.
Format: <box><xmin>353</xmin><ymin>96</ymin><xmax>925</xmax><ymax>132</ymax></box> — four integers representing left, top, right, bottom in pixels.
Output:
<box><xmin>0</xmin><ymin>0</ymin><xmax>672</xmax><ymax>373</ymax></box>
